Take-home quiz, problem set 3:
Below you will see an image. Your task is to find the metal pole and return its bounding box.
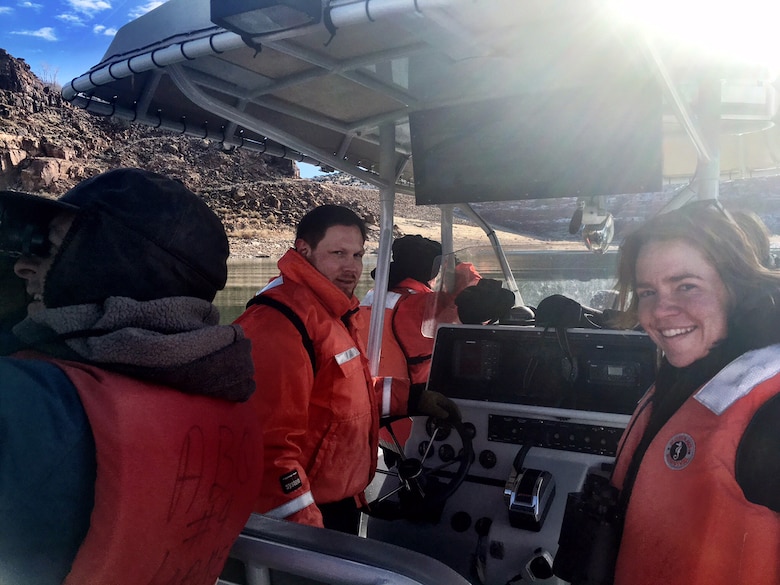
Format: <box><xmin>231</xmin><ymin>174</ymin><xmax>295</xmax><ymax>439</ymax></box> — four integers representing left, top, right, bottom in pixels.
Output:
<box><xmin>366</xmin><ymin>123</ymin><xmax>396</xmax><ymax>376</ymax></box>
<box><xmin>696</xmin><ymin>73</ymin><xmax>722</xmax><ymax>200</ymax></box>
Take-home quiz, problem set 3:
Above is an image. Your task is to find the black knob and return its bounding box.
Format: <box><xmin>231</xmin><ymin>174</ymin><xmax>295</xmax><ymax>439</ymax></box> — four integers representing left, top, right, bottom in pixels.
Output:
<box><xmin>478</xmin><ymin>449</ymin><xmax>497</xmax><ymax>469</ymax></box>
<box><xmin>417</xmin><ymin>441</ymin><xmax>434</xmax><ymax>459</ymax></box>
<box><xmin>439</xmin><ymin>444</ymin><xmax>456</xmax><ymax>462</ymax></box>
<box><xmin>425</xmin><ymin>417</ymin><xmax>451</xmax><ymax>440</ymax></box>
<box><xmin>474</xmin><ymin>517</ymin><xmax>492</xmax><ymax>537</ymax></box>
<box><xmin>450</xmin><ymin>511</ymin><xmax>471</xmax><ymax>532</ymax></box>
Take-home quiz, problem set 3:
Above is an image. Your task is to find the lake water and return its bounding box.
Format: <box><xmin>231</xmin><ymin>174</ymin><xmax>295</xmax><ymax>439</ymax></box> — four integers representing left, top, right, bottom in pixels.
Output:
<box><xmin>214</xmin><ymin>251</ymin><xmax>618</xmax><ymax>324</ymax></box>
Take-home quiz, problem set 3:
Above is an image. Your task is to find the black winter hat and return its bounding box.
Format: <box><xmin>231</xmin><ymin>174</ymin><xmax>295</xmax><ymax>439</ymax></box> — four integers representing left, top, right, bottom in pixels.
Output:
<box><xmin>388</xmin><ymin>235</ymin><xmax>442</xmax><ymax>288</ymax></box>
<box><xmin>44</xmin><ymin>168</ymin><xmax>229</xmax><ymax>306</ymax></box>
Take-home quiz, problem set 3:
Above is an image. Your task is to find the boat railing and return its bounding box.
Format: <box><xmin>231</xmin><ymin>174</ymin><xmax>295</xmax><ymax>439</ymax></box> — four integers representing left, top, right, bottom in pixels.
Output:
<box><xmin>217</xmin><ymin>513</ymin><xmax>473</xmax><ymax>585</ymax></box>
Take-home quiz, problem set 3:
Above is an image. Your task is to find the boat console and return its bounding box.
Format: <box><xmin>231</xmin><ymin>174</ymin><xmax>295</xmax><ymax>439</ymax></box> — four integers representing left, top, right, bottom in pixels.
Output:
<box><xmin>365</xmin><ymin>324</ymin><xmax>657</xmax><ymax>584</ymax></box>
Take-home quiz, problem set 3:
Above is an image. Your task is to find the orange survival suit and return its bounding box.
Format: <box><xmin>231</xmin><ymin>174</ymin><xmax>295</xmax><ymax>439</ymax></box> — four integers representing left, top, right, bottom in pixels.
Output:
<box><xmin>236</xmin><ymin>249</ymin><xmax>411</xmax><ymax>528</ymax></box>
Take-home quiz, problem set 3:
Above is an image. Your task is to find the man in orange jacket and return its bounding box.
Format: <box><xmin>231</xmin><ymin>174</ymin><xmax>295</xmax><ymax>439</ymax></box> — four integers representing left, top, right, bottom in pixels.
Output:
<box><xmin>236</xmin><ymin>205</ymin><xmax>460</xmax><ymax>533</ymax></box>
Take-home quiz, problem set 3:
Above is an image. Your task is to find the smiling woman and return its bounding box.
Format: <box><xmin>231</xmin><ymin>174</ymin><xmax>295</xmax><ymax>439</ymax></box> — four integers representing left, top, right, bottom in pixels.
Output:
<box><xmin>605</xmin><ymin>201</ymin><xmax>780</xmax><ymax>585</ymax></box>
<box><xmin>634</xmin><ymin>238</ymin><xmax>731</xmax><ymax>367</ymax></box>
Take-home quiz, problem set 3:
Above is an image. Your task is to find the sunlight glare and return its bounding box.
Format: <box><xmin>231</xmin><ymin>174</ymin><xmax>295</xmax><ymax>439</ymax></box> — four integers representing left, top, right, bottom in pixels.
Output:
<box><xmin>610</xmin><ymin>0</ymin><xmax>780</xmax><ymax>72</ymax></box>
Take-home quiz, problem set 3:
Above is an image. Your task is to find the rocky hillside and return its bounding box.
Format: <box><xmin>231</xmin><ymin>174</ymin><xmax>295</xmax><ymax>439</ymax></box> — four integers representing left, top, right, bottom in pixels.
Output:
<box><xmin>0</xmin><ymin>49</ymin><xmax>444</xmax><ymax>258</ymax></box>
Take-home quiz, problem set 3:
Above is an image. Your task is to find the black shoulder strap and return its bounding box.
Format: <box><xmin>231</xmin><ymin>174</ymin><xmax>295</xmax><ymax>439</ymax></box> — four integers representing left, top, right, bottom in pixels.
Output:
<box><xmin>246</xmin><ymin>295</ymin><xmax>316</xmax><ymax>372</ymax></box>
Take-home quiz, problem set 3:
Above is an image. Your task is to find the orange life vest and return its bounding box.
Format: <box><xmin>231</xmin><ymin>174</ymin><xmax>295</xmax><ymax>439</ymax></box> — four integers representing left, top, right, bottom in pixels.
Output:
<box><xmin>359</xmin><ymin>264</ymin><xmax>481</xmax><ymax>385</ymax></box>
<box><xmin>612</xmin><ymin>345</ymin><xmax>780</xmax><ymax>585</ymax></box>
<box><xmin>359</xmin><ymin>281</ymin><xmax>435</xmax><ymax>447</ymax></box>
<box><xmin>30</xmin><ymin>356</ymin><xmax>263</xmax><ymax>585</ymax></box>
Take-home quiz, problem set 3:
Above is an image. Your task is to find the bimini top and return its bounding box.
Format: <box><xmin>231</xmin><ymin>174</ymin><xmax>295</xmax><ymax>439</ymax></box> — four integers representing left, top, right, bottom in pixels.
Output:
<box><xmin>62</xmin><ymin>0</ymin><xmax>780</xmax><ymax>202</ymax></box>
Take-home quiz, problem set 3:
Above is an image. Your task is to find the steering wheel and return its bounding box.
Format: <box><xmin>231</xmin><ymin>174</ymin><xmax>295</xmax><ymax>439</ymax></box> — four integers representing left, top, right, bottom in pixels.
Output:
<box><xmin>365</xmin><ymin>415</ymin><xmax>474</xmax><ymax>523</ymax></box>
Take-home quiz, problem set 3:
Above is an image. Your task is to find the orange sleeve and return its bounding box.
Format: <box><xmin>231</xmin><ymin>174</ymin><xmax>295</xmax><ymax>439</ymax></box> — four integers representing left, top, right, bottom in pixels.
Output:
<box><xmin>235</xmin><ymin>305</ymin><xmax>323</xmax><ymax>528</ymax></box>
<box><xmin>372</xmin><ymin>375</ymin><xmax>412</xmax><ymax>418</ymax></box>
<box><xmin>453</xmin><ymin>262</ymin><xmax>482</xmax><ymax>295</ymax></box>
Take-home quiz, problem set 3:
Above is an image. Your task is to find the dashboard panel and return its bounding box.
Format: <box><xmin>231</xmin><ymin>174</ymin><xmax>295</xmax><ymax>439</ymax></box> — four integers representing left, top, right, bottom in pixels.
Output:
<box><xmin>366</xmin><ymin>325</ymin><xmax>658</xmax><ymax>584</ymax></box>
<box><xmin>427</xmin><ymin>325</ymin><xmax>657</xmax><ymax>415</ymax></box>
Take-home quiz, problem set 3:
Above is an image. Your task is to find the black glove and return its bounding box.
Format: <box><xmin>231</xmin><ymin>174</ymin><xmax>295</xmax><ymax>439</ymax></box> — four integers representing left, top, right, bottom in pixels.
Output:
<box><xmin>408</xmin><ymin>384</ymin><xmax>462</xmax><ymax>422</ymax></box>
<box><xmin>455</xmin><ymin>279</ymin><xmax>515</xmax><ymax>324</ymax></box>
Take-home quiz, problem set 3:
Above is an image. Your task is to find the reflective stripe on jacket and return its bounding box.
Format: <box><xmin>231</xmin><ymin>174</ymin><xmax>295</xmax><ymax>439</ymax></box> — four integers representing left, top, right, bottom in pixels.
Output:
<box><xmin>612</xmin><ymin>345</ymin><xmax>780</xmax><ymax>585</ymax></box>
<box><xmin>42</xmin><ymin>357</ymin><xmax>263</xmax><ymax>585</ymax></box>
<box><xmin>237</xmin><ymin>249</ymin><xmax>410</xmax><ymax>527</ymax></box>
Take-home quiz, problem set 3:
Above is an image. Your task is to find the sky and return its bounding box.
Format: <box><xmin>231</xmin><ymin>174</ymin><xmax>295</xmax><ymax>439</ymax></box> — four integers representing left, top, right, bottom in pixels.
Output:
<box><xmin>0</xmin><ymin>0</ymin><xmax>324</xmax><ymax>176</ymax></box>
<box><xmin>0</xmin><ymin>0</ymin><xmax>166</xmax><ymax>86</ymax></box>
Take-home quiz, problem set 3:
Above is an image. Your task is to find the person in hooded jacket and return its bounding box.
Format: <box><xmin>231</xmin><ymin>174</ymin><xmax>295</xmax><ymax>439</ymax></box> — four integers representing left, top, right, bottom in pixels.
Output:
<box><xmin>235</xmin><ymin>206</ymin><xmax>461</xmax><ymax>534</ymax></box>
<box><xmin>359</xmin><ymin>235</ymin><xmax>516</xmax><ymax>385</ymax></box>
<box><xmin>606</xmin><ymin>202</ymin><xmax>780</xmax><ymax>585</ymax></box>
<box><xmin>357</xmin><ymin>236</ymin><xmax>481</xmax><ymax>450</ymax></box>
<box><xmin>0</xmin><ymin>168</ymin><xmax>262</xmax><ymax>585</ymax></box>
<box><xmin>359</xmin><ymin>235</ymin><xmax>481</xmax><ymax>386</ymax></box>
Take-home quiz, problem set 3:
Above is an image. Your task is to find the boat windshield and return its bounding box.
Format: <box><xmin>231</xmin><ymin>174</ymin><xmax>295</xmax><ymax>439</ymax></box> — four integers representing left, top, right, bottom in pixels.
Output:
<box><xmin>421</xmin><ymin>245</ymin><xmax>619</xmax><ymax>338</ymax></box>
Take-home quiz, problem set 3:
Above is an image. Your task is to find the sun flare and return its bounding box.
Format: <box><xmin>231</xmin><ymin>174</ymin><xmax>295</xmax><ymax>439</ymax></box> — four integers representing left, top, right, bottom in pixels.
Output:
<box><xmin>609</xmin><ymin>0</ymin><xmax>780</xmax><ymax>72</ymax></box>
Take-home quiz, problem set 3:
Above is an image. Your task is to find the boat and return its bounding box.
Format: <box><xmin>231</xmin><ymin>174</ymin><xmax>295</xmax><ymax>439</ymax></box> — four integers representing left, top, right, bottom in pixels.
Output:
<box><xmin>61</xmin><ymin>2</ymin><xmax>780</xmax><ymax>583</ymax></box>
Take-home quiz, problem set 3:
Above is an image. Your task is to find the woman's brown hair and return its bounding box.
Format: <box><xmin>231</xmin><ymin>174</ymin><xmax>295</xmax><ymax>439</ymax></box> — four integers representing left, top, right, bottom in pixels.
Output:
<box><xmin>615</xmin><ymin>202</ymin><xmax>780</xmax><ymax>329</ymax></box>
